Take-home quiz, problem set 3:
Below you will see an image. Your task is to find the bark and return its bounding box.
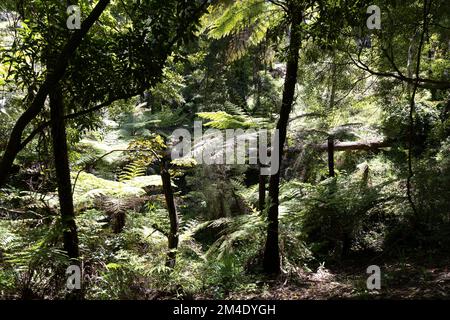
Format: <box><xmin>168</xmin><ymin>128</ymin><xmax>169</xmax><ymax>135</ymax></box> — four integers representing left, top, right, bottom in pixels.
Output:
<box><xmin>258</xmin><ymin>134</ymin><xmax>266</xmax><ymax>212</ymax></box>
<box><xmin>161</xmin><ymin>158</ymin><xmax>179</xmax><ymax>268</ymax></box>
<box><xmin>258</xmin><ymin>171</ymin><xmax>266</xmax><ymax>212</ymax></box>
<box><xmin>329</xmin><ymin>53</ymin><xmax>337</xmax><ymax>110</ymax></box>
<box><xmin>262</xmin><ymin>7</ymin><xmax>302</xmax><ymax>275</ymax></box>
<box><xmin>341</xmin><ymin>232</ymin><xmax>351</xmax><ymax>258</ymax></box>
<box><xmin>0</xmin><ymin>0</ymin><xmax>110</xmax><ymax>187</ymax></box>
<box><xmin>327</xmin><ymin>135</ymin><xmax>335</xmax><ymax>177</ymax></box>
<box><xmin>49</xmin><ymin>85</ymin><xmax>79</xmax><ymax>260</ymax></box>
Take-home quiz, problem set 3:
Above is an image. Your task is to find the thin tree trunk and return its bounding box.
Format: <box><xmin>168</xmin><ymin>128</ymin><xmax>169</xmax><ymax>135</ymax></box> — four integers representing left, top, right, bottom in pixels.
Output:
<box><xmin>49</xmin><ymin>85</ymin><xmax>79</xmax><ymax>260</ymax></box>
<box><xmin>262</xmin><ymin>8</ymin><xmax>302</xmax><ymax>275</ymax></box>
<box><xmin>161</xmin><ymin>158</ymin><xmax>179</xmax><ymax>268</ymax></box>
<box><xmin>329</xmin><ymin>53</ymin><xmax>337</xmax><ymax>110</ymax></box>
<box><xmin>258</xmin><ymin>170</ymin><xmax>266</xmax><ymax>212</ymax></box>
<box><xmin>328</xmin><ymin>53</ymin><xmax>337</xmax><ymax>178</ymax></box>
<box><xmin>407</xmin><ymin>0</ymin><xmax>431</xmax><ymax>220</ymax></box>
<box><xmin>327</xmin><ymin>135</ymin><xmax>335</xmax><ymax>177</ymax></box>
<box><xmin>258</xmin><ymin>134</ymin><xmax>266</xmax><ymax>212</ymax></box>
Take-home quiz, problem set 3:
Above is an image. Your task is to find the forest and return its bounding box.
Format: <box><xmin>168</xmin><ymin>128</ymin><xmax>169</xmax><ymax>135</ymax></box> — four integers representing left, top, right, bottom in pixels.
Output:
<box><xmin>0</xmin><ymin>0</ymin><xmax>449</xmax><ymax>301</ymax></box>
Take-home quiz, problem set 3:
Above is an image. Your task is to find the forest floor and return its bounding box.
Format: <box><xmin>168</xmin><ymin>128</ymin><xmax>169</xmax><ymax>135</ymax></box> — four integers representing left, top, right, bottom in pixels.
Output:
<box><xmin>235</xmin><ymin>258</ymin><xmax>449</xmax><ymax>299</ymax></box>
<box><xmin>197</xmin><ymin>254</ymin><xmax>450</xmax><ymax>300</ymax></box>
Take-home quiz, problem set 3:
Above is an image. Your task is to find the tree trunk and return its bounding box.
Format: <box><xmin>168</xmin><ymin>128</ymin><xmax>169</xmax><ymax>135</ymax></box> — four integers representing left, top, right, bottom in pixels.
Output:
<box><xmin>258</xmin><ymin>171</ymin><xmax>266</xmax><ymax>212</ymax></box>
<box><xmin>329</xmin><ymin>53</ymin><xmax>337</xmax><ymax>110</ymax></box>
<box><xmin>258</xmin><ymin>135</ymin><xmax>266</xmax><ymax>212</ymax></box>
<box><xmin>262</xmin><ymin>8</ymin><xmax>302</xmax><ymax>275</ymax></box>
<box><xmin>49</xmin><ymin>85</ymin><xmax>79</xmax><ymax>260</ymax></box>
<box><xmin>327</xmin><ymin>135</ymin><xmax>335</xmax><ymax>177</ymax></box>
<box><xmin>341</xmin><ymin>232</ymin><xmax>351</xmax><ymax>258</ymax></box>
<box><xmin>161</xmin><ymin>158</ymin><xmax>179</xmax><ymax>268</ymax></box>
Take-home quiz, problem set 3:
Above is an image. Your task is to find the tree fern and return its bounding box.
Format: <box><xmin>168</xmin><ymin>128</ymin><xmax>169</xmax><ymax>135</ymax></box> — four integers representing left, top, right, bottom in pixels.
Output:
<box><xmin>202</xmin><ymin>0</ymin><xmax>284</xmax><ymax>62</ymax></box>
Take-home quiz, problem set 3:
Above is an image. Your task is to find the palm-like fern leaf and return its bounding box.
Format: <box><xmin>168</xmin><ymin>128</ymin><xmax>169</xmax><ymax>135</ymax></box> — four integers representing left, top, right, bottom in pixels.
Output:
<box><xmin>202</xmin><ymin>0</ymin><xmax>284</xmax><ymax>62</ymax></box>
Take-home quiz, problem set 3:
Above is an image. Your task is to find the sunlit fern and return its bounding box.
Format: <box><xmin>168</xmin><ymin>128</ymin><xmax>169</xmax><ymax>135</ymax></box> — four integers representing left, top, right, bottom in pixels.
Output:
<box><xmin>201</xmin><ymin>0</ymin><xmax>284</xmax><ymax>62</ymax></box>
<box><xmin>118</xmin><ymin>160</ymin><xmax>147</xmax><ymax>182</ymax></box>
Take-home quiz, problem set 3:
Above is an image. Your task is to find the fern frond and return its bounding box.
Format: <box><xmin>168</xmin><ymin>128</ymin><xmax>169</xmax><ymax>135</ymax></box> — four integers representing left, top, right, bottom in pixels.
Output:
<box><xmin>197</xmin><ymin>111</ymin><xmax>264</xmax><ymax>129</ymax></box>
<box><xmin>202</xmin><ymin>0</ymin><xmax>283</xmax><ymax>62</ymax></box>
<box><xmin>118</xmin><ymin>160</ymin><xmax>147</xmax><ymax>182</ymax></box>
<box><xmin>205</xmin><ymin>213</ymin><xmax>265</xmax><ymax>259</ymax></box>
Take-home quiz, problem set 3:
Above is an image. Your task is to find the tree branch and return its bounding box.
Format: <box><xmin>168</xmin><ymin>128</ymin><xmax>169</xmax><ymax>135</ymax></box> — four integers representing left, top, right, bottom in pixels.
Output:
<box><xmin>347</xmin><ymin>45</ymin><xmax>450</xmax><ymax>90</ymax></box>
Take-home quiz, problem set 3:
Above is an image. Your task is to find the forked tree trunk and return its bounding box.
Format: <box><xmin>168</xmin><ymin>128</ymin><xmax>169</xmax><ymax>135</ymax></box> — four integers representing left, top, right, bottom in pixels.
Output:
<box><xmin>49</xmin><ymin>85</ymin><xmax>79</xmax><ymax>260</ymax></box>
<box><xmin>262</xmin><ymin>8</ymin><xmax>302</xmax><ymax>275</ymax></box>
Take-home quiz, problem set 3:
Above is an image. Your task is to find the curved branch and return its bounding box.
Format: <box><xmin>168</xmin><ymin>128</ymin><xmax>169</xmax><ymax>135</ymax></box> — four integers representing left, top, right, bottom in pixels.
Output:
<box><xmin>267</xmin><ymin>0</ymin><xmax>288</xmax><ymax>13</ymax></box>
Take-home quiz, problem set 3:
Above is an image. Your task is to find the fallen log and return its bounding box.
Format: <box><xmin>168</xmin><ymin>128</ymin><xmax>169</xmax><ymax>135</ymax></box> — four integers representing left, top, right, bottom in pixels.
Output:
<box><xmin>317</xmin><ymin>138</ymin><xmax>390</xmax><ymax>177</ymax></box>
<box><xmin>317</xmin><ymin>139</ymin><xmax>390</xmax><ymax>151</ymax></box>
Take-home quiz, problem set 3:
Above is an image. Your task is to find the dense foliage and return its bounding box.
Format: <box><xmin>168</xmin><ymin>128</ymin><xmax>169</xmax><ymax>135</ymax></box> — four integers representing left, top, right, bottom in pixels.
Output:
<box><xmin>0</xmin><ymin>0</ymin><xmax>449</xmax><ymax>300</ymax></box>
